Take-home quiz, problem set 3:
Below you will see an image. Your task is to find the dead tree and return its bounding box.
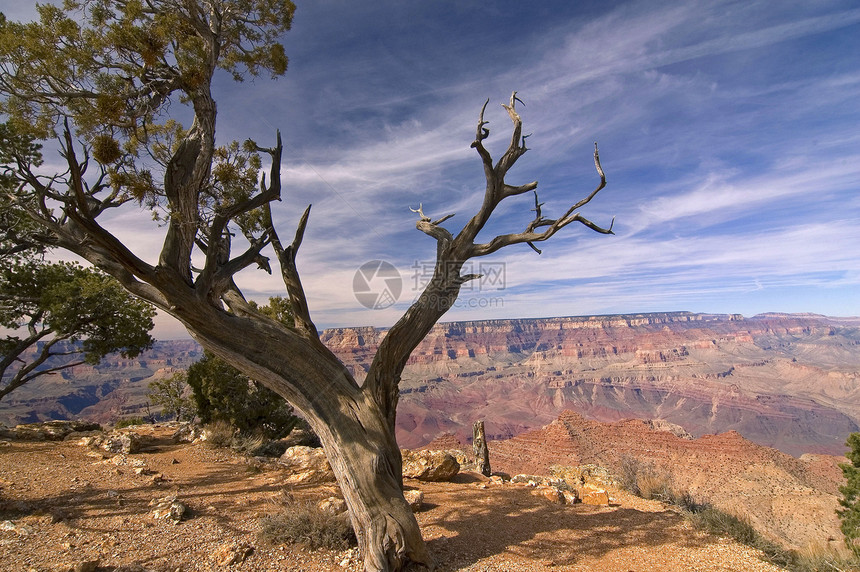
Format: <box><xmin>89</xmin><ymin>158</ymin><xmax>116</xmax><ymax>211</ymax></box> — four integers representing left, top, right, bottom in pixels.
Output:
<box><xmin>9</xmin><ymin>92</ymin><xmax>612</xmax><ymax>571</ymax></box>
<box><xmin>473</xmin><ymin>420</ymin><xmax>491</xmax><ymax>477</ymax></box>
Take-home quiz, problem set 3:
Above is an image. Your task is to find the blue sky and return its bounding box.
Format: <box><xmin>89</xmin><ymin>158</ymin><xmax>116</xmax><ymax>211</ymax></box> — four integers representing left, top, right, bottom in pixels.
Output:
<box><xmin>3</xmin><ymin>0</ymin><xmax>860</xmax><ymax>338</ymax></box>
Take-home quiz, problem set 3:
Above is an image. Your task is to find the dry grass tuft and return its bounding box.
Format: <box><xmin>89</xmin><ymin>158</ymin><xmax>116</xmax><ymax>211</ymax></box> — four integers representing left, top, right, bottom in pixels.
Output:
<box><xmin>258</xmin><ymin>491</ymin><xmax>356</xmax><ymax>551</ymax></box>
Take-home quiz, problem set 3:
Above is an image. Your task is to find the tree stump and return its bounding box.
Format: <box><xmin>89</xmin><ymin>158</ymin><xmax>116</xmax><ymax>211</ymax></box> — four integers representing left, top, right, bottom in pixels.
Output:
<box><xmin>473</xmin><ymin>420</ymin><xmax>491</xmax><ymax>477</ymax></box>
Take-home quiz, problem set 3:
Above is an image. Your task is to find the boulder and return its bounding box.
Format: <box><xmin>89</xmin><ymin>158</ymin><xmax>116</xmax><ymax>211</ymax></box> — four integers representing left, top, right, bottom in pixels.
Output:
<box><xmin>581</xmin><ymin>488</ymin><xmax>610</xmax><ymax>506</ymax></box>
<box><xmin>401</xmin><ymin>449</ymin><xmax>460</xmax><ymax>482</ymax></box>
<box><xmin>99</xmin><ymin>431</ymin><xmax>144</xmax><ymax>454</ymax></box>
<box><xmin>1</xmin><ymin>420</ymin><xmax>102</xmax><ymax>441</ymax></box>
<box><xmin>531</xmin><ymin>486</ymin><xmax>564</xmax><ymax>504</ymax></box>
<box><xmin>214</xmin><ymin>543</ymin><xmax>254</xmax><ymax>566</ymax></box>
<box><xmin>277</xmin><ymin>446</ymin><xmax>335</xmax><ymax>484</ymax></box>
<box><xmin>171</xmin><ymin>423</ymin><xmax>201</xmax><ymax>443</ymax></box>
<box><xmin>280</xmin><ymin>428</ymin><xmax>321</xmax><ymax>449</ymax></box>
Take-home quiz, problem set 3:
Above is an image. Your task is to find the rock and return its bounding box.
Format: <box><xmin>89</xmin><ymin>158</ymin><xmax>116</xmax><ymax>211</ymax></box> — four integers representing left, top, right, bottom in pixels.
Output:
<box><xmin>100</xmin><ymin>431</ymin><xmax>143</xmax><ymax>454</ymax></box>
<box><xmin>171</xmin><ymin>423</ymin><xmax>200</xmax><ymax>443</ymax></box>
<box><xmin>277</xmin><ymin>446</ymin><xmax>335</xmax><ymax>484</ymax></box>
<box><xmin>73</xmin><ymin>560</ymin><xmax>100</xmax><ymax>572</ymax></box>
<box><xmin>646</xmin><ymin>418</ymin><xmax>694</xmax><ymax>440</ymax></box>
<box><xmin>280</xmin><ymin>428</ymin><xmax>320</xmax><ymax>449</ymax></box>
<box><xmin>510</xmin><ymin>474</ymin><xmax>543</xmax><ymax>486</ymax></box>
<box><xmin>401</xmin><ymin>449</ymin><xmax>460</xmax><ymax>482</ymax></box>
<box><xmin>403</xmin><ymin>489</ymin><xmax>424</xmax><ymax>511</ymax></box>
<box><xmin>550</xmin><ymin>464</ymin><xmax>617</xmax><ymax>490</ymax></box>
<box><xmin>149</xmin><ymin>495</ymin><xmax>187</xmax><ymax>522</ymax></box>
<box><xmin>532</xmin><ymin>486</ymin><xmax>564</xmax><ymax>504</ymax></box>
<box><xmin>318</xmin><ymin>497</ymin><xmax>347</xmax><ymax>515</ymax></box>
<box><xmin>214</xmin><ymin>542</ymin><xmax>254</xmax><ymax>566</ymax></box>
<box><xmin>3</xmin><ymin>420</ymin><xmax>102</xmax><ymax>442</ymax></box>
<box><xmin>0</xmin><ymin>520</ymin><xmax>33</xmax><ymax>535</ymax></box>
<box><xmin>581</xmin><ymin>488</ymin><xmax>610</xmax><ymax>506</ymax></box>
<box><xmin>561</xmin><ymin>490</ymin><xmax>579</xmax><ymax>505</ymax></box>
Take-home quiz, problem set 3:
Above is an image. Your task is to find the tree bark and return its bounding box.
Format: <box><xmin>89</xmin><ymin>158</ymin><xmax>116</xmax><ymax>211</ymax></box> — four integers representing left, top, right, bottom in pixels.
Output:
<box><xmin>167</xmin><ymin>299</ymin><xmax>433</xmax><ymax>571</ymax></box>
<box><xmin>473</xmin><ymin>420</ymin><xmax>491</xmax><ymax>478</ymax></box>
<box><xmin>17</xmin><ymin>93</ymin><xmax>612</xmax><ymax>572</ymax></box>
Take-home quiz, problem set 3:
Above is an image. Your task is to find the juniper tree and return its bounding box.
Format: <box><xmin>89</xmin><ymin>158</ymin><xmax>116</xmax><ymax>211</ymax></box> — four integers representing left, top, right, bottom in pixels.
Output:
<box><xmin>0</xmin><ymin>2</ymin><xmax>613</xmax><ymax>570</ymax></box>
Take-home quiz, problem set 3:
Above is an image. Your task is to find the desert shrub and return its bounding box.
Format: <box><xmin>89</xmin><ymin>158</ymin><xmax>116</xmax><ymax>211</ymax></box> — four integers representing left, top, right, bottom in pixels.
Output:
<box><xmin>617</xmin><ymin>455</ymin><xmax>674</xmax><ymax>501</ymax></box>
<box><xmin>115</xmin><ymin>416</ymin><xmax>145</xmax><ymax>429</ymax></box>
<box><xmin>202</xmin><ymin>419</ymin><xmax>236</xmax><ymax>449</ymax></box>
<box><xmin>839</xmin><ymin>433</ymin><xmax>860</xmax><ymax>558</ymax></box>
<box><xmin>187</xmin><ymin>350</ymin><xmax>298</xmax><ymax>440</ymax></box>
<box><xmin>258</xmin><ymin>492</ymin><xmax>355</xmax><ymax>550</ymax></box>
<box><xmin>618</xmin><ymin>454</ymin><xmax>642</xmax><ymax>494</ymax></box>
<box><xmin>147</xmin><ymin>372</ymin><xmax>197</xmax><ymax>421</ymax></box>
<box><xmin>793</xmin><ymin>543</ymin><xmax>860</xmax><ymax>572</ymax></box>
<box><xmin>689</xmin><ymin>505</ymin><xmax>799</xmax><ymax>568</ymax></box>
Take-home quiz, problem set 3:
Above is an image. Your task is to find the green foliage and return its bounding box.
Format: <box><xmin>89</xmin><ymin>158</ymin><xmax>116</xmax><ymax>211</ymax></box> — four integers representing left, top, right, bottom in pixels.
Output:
<box><xmin>0</xmin><ymin>0</ymin><xmax>296</xmax><ymax>138</ymax></box>
<box><xmin>839</xmin><ymin>433</ymin><xmax>860</xmax><ymax>557</ymax></box>
<box><xmin>0</xmin><ymin>123</ymin><xmax>47</xmax><ymax>259</ymax></box>
<box><xmin>187</xmin><ymin>351</ymin><xmax>297</xmax><ymax>440</ymax></box>
<box><xmin>147</xmin><ymin>371</ymin><xmax>196</xmax><ymax>421</ymax></box>
<box><xmin>115</xmin><ymin>416</ymin><xmax>145</xmax><ymax>428</ymax></box>
<box><xmin>187</xmin><ymin>296</ymin><xmax>297</xmax><ymax>439</ymax></box>
<box><xmin>0</xmin><ymin>259</ymin><xmax>156</xmax><ymax>400</ymax></box>
<box><xmin>0</xmin><ymin>1</ymin><xmax>294</xmax><ymax>225</ymax></box>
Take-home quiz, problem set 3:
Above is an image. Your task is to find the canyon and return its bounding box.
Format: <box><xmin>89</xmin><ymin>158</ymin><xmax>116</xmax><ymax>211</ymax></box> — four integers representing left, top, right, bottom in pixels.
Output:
<box><xmin>2</xmin><ymin>312</ymin><xmax>860</xmax><ymax>457</ymax></box>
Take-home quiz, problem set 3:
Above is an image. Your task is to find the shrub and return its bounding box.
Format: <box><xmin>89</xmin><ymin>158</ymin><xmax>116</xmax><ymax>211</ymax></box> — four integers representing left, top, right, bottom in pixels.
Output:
<box><xmin>258</xmin><ymin>492</ymin><xmax>355</xmax><ymax>550</ymax></box>
<box><xmin>115</xmin><ymin>416</ymin><xmax>145</xmax><ymax>429</ymax></box>
<box><xmin>147</xmin><ymin>372</ymin><xmax>196</xmax><ymax>421</ymax></box>
<box><xmin>839</xmin><ymin>433</ymin><xmax>860</xmax><ymax>558</ymax></box>
<box><xmin>187</xmin><ymin>351</ymin><xmax>298</xmax><ymax>440</ymax></box>
<box><xmin>617</xmin><ymin>455</ymin><xmax>674</xmax><ymax>501</ymax></box>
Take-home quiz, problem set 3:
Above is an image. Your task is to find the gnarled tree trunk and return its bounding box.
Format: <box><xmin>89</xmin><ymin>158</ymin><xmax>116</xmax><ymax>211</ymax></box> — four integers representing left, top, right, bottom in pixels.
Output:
<box><xmin>18</xmin><ymin>93</ymin><xmax>612</xmax><ymax>572</ymax></box>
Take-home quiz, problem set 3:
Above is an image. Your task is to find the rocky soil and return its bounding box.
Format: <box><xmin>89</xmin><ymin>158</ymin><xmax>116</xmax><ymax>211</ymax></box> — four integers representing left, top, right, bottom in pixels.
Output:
<box><xmin>0</xmin><ymin>424</ymin><xmax>788</xmax><ymax>572</ymax></box>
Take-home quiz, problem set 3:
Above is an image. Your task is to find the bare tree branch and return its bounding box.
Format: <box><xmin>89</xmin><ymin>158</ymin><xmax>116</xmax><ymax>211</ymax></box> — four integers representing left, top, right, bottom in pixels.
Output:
<box><xmin>366</xmin><ymin>94</ymin><xmax>614</xmax><ymax>421</ymax></box>
<box><xmin>266</xmin><ymin>203</ymin><xmax>319</xmax><ymax>340</ymax></box>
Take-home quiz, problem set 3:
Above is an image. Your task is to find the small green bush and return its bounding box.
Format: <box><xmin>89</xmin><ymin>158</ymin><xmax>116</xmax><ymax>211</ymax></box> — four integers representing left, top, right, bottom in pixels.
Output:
<box><xmin>115</xmin><ymin>416</ymin><xmax>145</xmax><ymax>429</ymax></box>
<box><xmin>187</xmin><ymin>351</ymin><xmax>298</xmax><ymax>440</ymax></box>
<box><xmin>148</xmin><ymin>372</ymin><xmax>196</xmax><ymax>421</ymax></box>
<box><xmin>839</xmin><ymin>433</ymin><xmax>860</xmax><ymax>558</ymax></box>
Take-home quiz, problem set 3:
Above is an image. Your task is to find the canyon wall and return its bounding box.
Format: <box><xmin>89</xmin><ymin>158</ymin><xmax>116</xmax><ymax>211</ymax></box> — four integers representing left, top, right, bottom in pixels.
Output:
<box><xmin>3</xmin><ymin>312</ymin><xmax>859</xmax><ymax>457</ymax></box>
<box><xmin>321</xmin><ymin>312</ymin><xmax>860</xmax><ymax>455</ymax></box>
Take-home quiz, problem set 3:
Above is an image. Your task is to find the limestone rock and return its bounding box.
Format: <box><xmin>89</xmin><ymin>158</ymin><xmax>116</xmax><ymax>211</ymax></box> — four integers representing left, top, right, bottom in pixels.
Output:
<box><xmin>280</xmin><ymin>428</ymin><xmax>321</xmax><ymax>449</ymax></box>
<box><xmin>100</xmin><ymin>431</ymin><xmax>143</xmax><ymax>454</ymax></box>
<box><xmin>581</xmin><ymin>488</ymin><xmax>610</xmax><ymax>506</ymax></box>
<box><xmin>277</xmin><ymin>446</ymin><xmax>335</xmax><ymax>484</ymax></box>
<box><xmin>0</xmin><ymin>420</ymin><xmax>102</xmax><ymax>442</ymax></box>
<box><xmin>532</xmin><ymin>486</ymin><xmax>564</xmax><ymax>504</ymax></box>
<box><xmin>645</xmin><ymin>419</ymin><xmax>694</xmax><ymax>440</ymax></box>
<box><xmin>214</xmin><ymin>543</ymin><xmax>254</xmax><ymax>566</ymax></box>
<box><xmin>149</xmin><ymin>495</ymin><xmax>187</xmax><ymax>522</ymax></box>
<box><xmin>403</xmin><ymin>489</ymin><xmax>424</xmax><ymax>511</ymax></box>
<box><xmin>171</xmin><ymin>423</ymin><xmax>201</xmax><ymax>443</ymax></box>
<box><xmin>318</xmin><ymin>496</ymin><xmax>347</xmax><ymax>515</ymax></box>
<box><xmin>401</xmin><ymin>449</ymin><xmax>459</xmax><ymax>482</ymax></box>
